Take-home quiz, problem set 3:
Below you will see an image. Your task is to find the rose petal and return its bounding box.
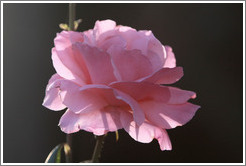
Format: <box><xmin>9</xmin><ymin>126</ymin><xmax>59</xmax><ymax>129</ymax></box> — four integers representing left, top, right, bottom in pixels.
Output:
<box><xmin>141</xmin><ymin>101</ymin><xmax>200</xmax><ymax>129</ymax></box>
<box><xmin>93</xmin><ymin>19</ymin><xmax>116</xmax><ymax>41</ymax></box>
<box><xmin>59</xmin><ymin>108</ymin><xmax>123</xmax><ymax>135</ymax></box>
<box><xmin>116</xmin><ymin>25</ymin><xmax>137</xmax><ymax>47</ymax></box>
<box><xmin>116</xmin><ymin>27</ymin><xmax>165</xmax><ymax>71</ymax></box>
<box><xmin>163</xmin><ymin>46</ymin><xmax>176</xmax><ymax>68</ymax></box>
<box><xmin>99</xmin><ymin>35</ymin><xmax>127</xmax><ymax>51</ymax></box>
<box><xmin>83</xmin><ymin>29</ymin><xmax>96</xmax><ymax>46</ymax></box>
<box><xmin>167</xmin><ymin>87</ymin><xmax>197</xmax><ymax>104</ymax></box>
<box><xmin>54</xmin><ymin>79</ymin><xmax>144</xmax><ymax>125</ymax></box>
<box><xmin>111</xmin><ymin>81</ymin><xmax>170</xmax><ymax>102</ymax></box>
<box><xmin>83</xmin><ymin>20</ymin><xmax>118</xmax><ymax>48</ymax></box>
<box><xmin>59</xmin><ymin>82</ymin><xmax>116</xmax><ymax>114</ymax></box>
<box><xmin>72</xmin><ymin>43</ymin><xmax>117</xmax><ymax>84</ymax></box>
<box><xmin>42</xmin><ymin>74</ymin><xmax>66</xmax><ymax>111</ymax></box>
<box><xmin>110</xmin><ymin>81</ymin><xmax>196</xmax><ymax>104</ymax></box>
<box><xmin>139</xmin><ymin>30</ymin><xmax>166</xmax><ymax>71</ymax></box>
<box><xmin>138</xmin><ymin>67</ymin><xmax>183</xmax><ymax>84</ymax></box>
<box><xmin>116</xmin><ymin>27</ymin><xmax>151</xmax><ymax>56</ymax></box>
<box><xmin>52</xmin><ymin>48</ymin><xmax>89</xmax><ymax>85</ymax></box>
<box><xmin>129</xmin><ymin>31</ymin><xmax>149</xmax><ymax>55</ymax></box>
<box><xmin>120</xmin><ymin>111</ymin><xmax>172</xmax><ymax>151</ymax></box>
<box><xmin>147</xmin><ymin>49</ymin><xmax>166</xmax><ymax>72</ymax></box>
<box><xmin>54</xmin><ymin>31</ymin><xmax>84</xmax><ymax>51</ymax></box>
<box><xmin>52</xmin><ymin>31</ymin><xmax>90</xmax><ymax>85</ymax></box>
<box><xmin>113</xmin><ymin>89</ymin><xmax>145</xmax><ymax>125</ymax></box>
<box><xmin>108</xmin><ymin>46</ymin><xmax>153</xmax><ymax>81</ymax></box>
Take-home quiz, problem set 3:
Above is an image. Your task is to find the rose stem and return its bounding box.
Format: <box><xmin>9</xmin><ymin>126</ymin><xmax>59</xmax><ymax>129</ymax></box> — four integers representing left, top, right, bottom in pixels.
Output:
<box><xmin>66</xmin><ymin>3</ymin><xmax>76</xmax><ymax>162</ymax></box>
<box><xmin>69</xmin><ymin>3</ymin><xmax>76</xmax><ymax>31</ymax></box>
<box><xmin>91</xmin><ymin>135</ymin><xmax>106</xmax><ymax>163</ymax></box>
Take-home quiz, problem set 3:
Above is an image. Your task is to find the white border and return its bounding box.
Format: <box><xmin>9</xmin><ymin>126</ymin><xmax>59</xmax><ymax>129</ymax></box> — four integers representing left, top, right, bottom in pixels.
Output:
<box><xmin>1</xmin><ymin>1</ymin><xmax>245</xmax><ymax>165</ymax></box>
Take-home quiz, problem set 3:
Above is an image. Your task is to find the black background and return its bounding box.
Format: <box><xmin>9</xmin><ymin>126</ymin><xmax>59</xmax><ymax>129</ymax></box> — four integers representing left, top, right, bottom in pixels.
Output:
<box><xmin>3</xmin><ymin>3</ymin><xmax>243</xmax><ymax>163</ymax></box>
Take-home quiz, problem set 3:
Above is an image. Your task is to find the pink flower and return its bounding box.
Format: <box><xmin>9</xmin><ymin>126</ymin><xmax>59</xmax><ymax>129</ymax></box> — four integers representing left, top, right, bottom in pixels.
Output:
<box><xmin>43</xmin><ymin>19</ymin><xmax>200</xmax><ymax>150</ymax></box>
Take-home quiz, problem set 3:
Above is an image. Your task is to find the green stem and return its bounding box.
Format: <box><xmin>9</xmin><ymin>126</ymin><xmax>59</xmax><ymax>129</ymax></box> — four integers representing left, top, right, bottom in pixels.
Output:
<box><xmin>66</xmin><ymin>134</ymin><xmax>73</xmax><ymax>162</ymax></box>
<box><xmin>68</xmin><ymin>3</ymin><xmax>76</xmax><ymax>31</ymax></box>
<box><xmin>66</xmin><ymin>3</ymin><xmax>76</xmax><ymax>163</ymax></box>
<box><xmin>91</xmin><ymin>135</ymin><xmax>106</xmax><ymax>163</ymax></box>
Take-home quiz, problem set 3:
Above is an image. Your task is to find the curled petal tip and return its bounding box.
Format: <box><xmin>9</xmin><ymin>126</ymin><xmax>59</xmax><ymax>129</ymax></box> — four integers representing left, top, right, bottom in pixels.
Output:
<box><xmin>165</xmin><ymin>45</ymin><xmax>173</xmax><ymax>52</ymax></box>
<box><xmin>191</xmin><ymin>93</ymin><xmax>197</xmax><ymax>99</ymax></box>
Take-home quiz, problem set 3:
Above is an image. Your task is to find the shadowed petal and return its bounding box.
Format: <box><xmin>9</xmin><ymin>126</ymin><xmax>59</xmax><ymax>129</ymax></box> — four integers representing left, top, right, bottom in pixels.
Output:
<box><xmin>111</xmin><ymin>81</ymin><xmax>196</xmax><ymax>104</ymax></box>
<box><xmin>59</xmin><ymin>108</ymin><xmax>123</xmax><ymax>135</ymax></box>
<box><xmin>59</xmin><ymin>82</ymin><xmax>112</xmax><ymax>114</ymax></box>
<box><xmin>141</xmin><ymin>101</ymin><xmax>200</xmax><ymax>129</ymax></box>
<box><xmin>54</xmin><ymin>80</ymin><xmax>144</xmax><ymax>125</ymax></box>
<box><xmin>108</xmin><ymin>46</ymin><xmax>153</xmax><ymax>81</ymax></box>
<box><xmin>73</xmin><ymin>43</ymin><xmax>117</xmax><ymax>84</ymax></box>
<box><xmin>114</xmin><ymin>89</ymin><xmax>145</xmax><ymax>125</ymax></box>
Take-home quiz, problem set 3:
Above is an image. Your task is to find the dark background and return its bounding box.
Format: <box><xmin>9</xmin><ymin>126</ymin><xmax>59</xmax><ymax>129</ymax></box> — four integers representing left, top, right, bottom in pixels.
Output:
<box><xmin>3</xmin><ymin>3</ymin><xmax>243</xmax><ymax>163</ymax></box>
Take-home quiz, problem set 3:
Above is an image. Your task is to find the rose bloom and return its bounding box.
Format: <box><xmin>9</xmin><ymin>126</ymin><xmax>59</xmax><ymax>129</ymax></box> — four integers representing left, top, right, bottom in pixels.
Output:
<box><xmin>43</xmin><ymin>19</ymin><xmax>200</xmax><ymax>150</ymax></box>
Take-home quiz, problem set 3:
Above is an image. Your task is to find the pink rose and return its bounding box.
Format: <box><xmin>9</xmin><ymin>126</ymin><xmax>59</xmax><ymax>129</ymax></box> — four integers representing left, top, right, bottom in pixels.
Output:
<box><xmin>43</xmin><ymin>19</ymin><xmax>200</xmax><ymax>150</ymax></box>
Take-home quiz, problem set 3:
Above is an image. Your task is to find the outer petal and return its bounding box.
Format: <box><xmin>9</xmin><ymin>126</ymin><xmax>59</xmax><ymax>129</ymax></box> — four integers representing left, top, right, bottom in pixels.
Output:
<box><xmin>52</xmin><ymin>79</ymin><xmax>144</xmax><ymax>126</ymax></box>
<box><xmin>167</xmin><ymin>86</ymin><xmax>197</xmax><ymax>104</ymax></box>
<box><xmin>163</xmin><ymin>46</ymin><xmax>176</xmax><ymax>68</ymax></box>
<box><xmin>110</xmin><ymin>81</ymin><xmax>196</xmax><ymax>104</ymax></box>
<box><xmin>120</xmin><ymin>111</ymin><xmax>172</xmax><ymax>151</ymax></box>
<box><xmin>52</xmin><ymin>48</ymin><xmax>89</xmax><ymax>85</ymax></box>
<box><xmin>52</xmin><ymin>31</ymin><xmax>90</xmax><ymax>85</ymax></box>
<box><xmin>110</xmin><ymin>81</ymin><xmax>170</xmax><ymax>102</ymax></box>
<box><xmin>42</xmin><ymin>74</ymin><xmax>66</xmax><ymax>111</ymax></box>
<box><xmin>59</xmin><ymin>108</ymin><xmax>123</xmax><ymax>135</ymax></box>
<box><xmin>108</xmin><ymin>46</ymin><xmax>153</xmax><ymax>81</ymax></box>
<box><xmin>111</xmin><ymin>81</ymin><xmax>199</xmax><ymax>129</ymax></box>
<box><xmin>138</xmin><ymin>67</ymin><xmax>183</xmax><ymax>84</ymax></box>
<box><xmin>141</xmin><ymin>101</ymin><xmax>200</xmax><ymax>129</ymax></box>
<box><xmin>54</xmin><ymin>31</ymin><xmax>84</xmax><ymax>51</ymax></box>
<box><xmin>58</xmin><ymin>81</ymin><xmax>119</xmax><ymax>114</ymax></box>
<box><xmin>72</xmin><ymin>43</ymin><xmax>117</xmax><ymax>84</ymax></box>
